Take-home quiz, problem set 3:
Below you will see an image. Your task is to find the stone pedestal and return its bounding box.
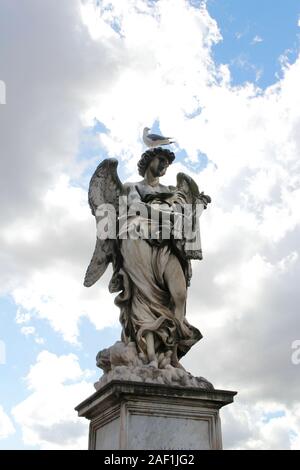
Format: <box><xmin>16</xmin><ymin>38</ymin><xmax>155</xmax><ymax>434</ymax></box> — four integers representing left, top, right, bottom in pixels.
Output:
<box><xmin>76</xmin><ymin>380</ymin><xmax>236</xmax><ymax>450</ymax></box>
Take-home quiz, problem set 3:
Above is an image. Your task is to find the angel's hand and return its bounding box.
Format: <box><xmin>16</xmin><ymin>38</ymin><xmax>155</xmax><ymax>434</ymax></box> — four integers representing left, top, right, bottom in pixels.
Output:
<box><xmin>199</xmin><ymin>192</ymin><xmax>211</xmax><ymax>208</ymax></box>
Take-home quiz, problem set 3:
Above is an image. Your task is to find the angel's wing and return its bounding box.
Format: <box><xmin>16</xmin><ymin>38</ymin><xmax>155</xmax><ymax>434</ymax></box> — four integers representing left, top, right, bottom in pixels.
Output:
<box><xmin>84</xmin><ymin>159</ymin><xmax>123</xmax><ymax>288</ymax></box>
<box><xmin>88</xmin><ymin>158</ymin><xmax>123</xmax><ymax>215</ymax></box>
<box><xmin>175</xmin><ymin>172</ymin><xmax>211</xmax><ymax>261</ymax></box>
<box><xmin>176</xmin><ymin>172</ymin><xmax>211</xmax><ymax>207</ymax></box>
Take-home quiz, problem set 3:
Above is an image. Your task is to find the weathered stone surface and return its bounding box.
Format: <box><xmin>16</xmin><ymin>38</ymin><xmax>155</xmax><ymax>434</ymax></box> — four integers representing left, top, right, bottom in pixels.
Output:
<box><xmin>95</xmin><ymin>341</ymin><xmax>213</xmax><ymax>390</ymax></box>
<box><xmin>84</xmin><ymin>150</ymin><xmax>211</xmax><ymax>368</ymax></box>
<box><xmin>76</xmin><ymin>381</ymin><xmax>237</xmax><ymax>450</ymax></box>
<box><xmin>78</xmin><ymin>150</ymin><xmax>236</xmax><ymax>451</ymax></box>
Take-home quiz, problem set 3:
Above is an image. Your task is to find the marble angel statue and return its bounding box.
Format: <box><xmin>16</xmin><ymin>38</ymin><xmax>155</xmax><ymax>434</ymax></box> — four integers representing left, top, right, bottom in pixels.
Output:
<box><xmin>84</xmin><ymin>147</ymin><xmax>211</xmax><ymax>379</ymax></box>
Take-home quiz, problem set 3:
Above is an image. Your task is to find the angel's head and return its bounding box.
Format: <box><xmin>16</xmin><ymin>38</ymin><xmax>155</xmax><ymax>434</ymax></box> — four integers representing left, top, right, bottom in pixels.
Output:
<box><xmin>138</xmin><ymin>147</ymin><xmax>175</xmax><ymax>177</ymax></box>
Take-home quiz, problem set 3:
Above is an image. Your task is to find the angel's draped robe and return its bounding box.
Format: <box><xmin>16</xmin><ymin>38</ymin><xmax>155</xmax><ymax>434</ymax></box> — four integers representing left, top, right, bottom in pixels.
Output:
<box><xmin>114</xmin><ymin>183</ymin><xmax>202</xmax><ymax>361</ymax></box>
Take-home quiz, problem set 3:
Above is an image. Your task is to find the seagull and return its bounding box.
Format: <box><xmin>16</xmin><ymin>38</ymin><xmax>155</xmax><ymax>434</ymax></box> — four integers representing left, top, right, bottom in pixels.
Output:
<box><xmin>143</xmin><ymin>127</ymin><xmax>175</xmax><ymax>148</ymax></box>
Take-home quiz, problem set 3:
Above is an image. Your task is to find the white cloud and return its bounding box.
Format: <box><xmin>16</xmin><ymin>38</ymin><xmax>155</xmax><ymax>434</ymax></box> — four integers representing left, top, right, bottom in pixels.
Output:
<box><xmin>20</xmin><ymin>326</ymin><xmax>45</xmax><ymax>345</ymax></box>
<box><xmin>20</xmin><ymin>326</ymin><xmax>35</xmax><ymax>336</ymax></box>
<box><xmin>252</xmin><ymin>35</ymin><xmax>263</xmax><ymax>44</ymax></box>
<box><xmin>82</xmin><ymin>4</ymin><xmax>300</xmax><ymax>448</ymax></box>
<box><xmin>12</xmin><ymin>351</ymin><xmax>94</xmax><ymax>449</ymax></box>
<box><xmin>0</xmin><ymin>406</ymin><xmax>15</xmax><ymax>440</ymax></box>
<box><xmin>12</xmin><ymin>264</ymin><xmax>118</xmax><ymax>344</ymax></box>
<box><xmin>1</xmin><ymin>0</ymin><xmax>300</xmax><ymax>450</ymax></box>
<box><xmin>3</xmin><ymin>175</ymin><xmax>119</xmax><ymax>343</ymax></box>
<box><xmin>222</xmin><ymin>401</ymin><xmax>300</xmax><ymax>450</ymax></box>
<box><xmin>81</xmin><ymin>0</ymin><xmax>222</xmax><ymax>162</ymax></box>
<box><xmin>0</xmin><ymin>0</ymin><xmax>110</xmax><ymax>222</ymax></box>
<box><xmin>1</xmin><ymin>0</ymin><xmax>223</xmax><ymax>342</ymax></box>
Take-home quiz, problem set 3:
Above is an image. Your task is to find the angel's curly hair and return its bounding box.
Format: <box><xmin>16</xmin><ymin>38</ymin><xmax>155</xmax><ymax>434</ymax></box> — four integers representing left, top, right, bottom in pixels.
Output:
<box><xmin>137</xmin><ymin>147</ymin><xmax>175</xmax><ymax>177</ymax></box>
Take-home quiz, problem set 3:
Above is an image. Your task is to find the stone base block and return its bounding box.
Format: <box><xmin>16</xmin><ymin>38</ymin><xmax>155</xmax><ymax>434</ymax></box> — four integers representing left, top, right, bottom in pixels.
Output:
<box><xmin>76</xmin><ymin>380</ymin><xmax>236</xmax><ymax>450</ymax></box>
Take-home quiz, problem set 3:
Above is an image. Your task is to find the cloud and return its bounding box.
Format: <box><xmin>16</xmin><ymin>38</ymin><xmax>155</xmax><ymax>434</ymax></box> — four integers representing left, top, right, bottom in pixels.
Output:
<box><xmin>1</xmin><ymin>0</ymin><xmax>300</xmax><ymax>450</ymax></box>
<box><xmin>0</xmin><ymin>170</ymin><xmax>120</xmax><ymax>342</ymax></box>
<box><xmin>0</xmin><ymin>0</ymin><xmax>223</xmax><ymax>342</ymax></box>
<box><xmin>178</xmin><ymin>57</ymin><xmax>300</xmax><ymax>446</ymax></box>
<box><xmin>12</xmin><ymin>351</ymin><xmax>94</xmax><ymax>449</ymax></box>
<box><xmin>252</xmin><ymin>35</ymin><xmax>263</xmax><ymax>44</ymax></box>
<box><xmin>0</xmin><ymin>0</ymin><xmax>133</xmax><ymax>303</ymax></box>
<box><xmin>81</xmin><ymin>0</ymin><xmax>222</xmax><ymax>162</ymax></box>
<box><xmin>0</xmin><ymin>406</ymin><xmax>15</xmax><ymax>440</ymax></box>
<box><xmin>0</xmin><ymin>0</ymin><xmax>107</xmax><ymax>221</ymax></box>
<box><xmin>180</xmin><ymin>59</ymin><xmax>300</xmax><ymax>437</ymax></box>
<box><xmin>20</xmin><ymin>326</ymin><xmax>36</xmax><ymax>336</ymax></box>
<box><xmin>20</xmin><ymin>326</ymin><xmax>45</xmax><ymax>345</ymax></box>
<box><xmin>5</xmin><ymin>175</ymin><xmax>119</xmax><ymax>343</ymax></box>
<box><xmin>222</xmin><ymin>401</ymin><xmax>300</xmax><ymax>449</ymax></box>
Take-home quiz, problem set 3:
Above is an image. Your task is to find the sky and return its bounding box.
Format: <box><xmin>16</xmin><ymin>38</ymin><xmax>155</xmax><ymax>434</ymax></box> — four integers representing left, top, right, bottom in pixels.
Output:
<box><xmin>0</xmin><ymin>0</ymin><xmax>300</xmax><ymax>450</ymax></box>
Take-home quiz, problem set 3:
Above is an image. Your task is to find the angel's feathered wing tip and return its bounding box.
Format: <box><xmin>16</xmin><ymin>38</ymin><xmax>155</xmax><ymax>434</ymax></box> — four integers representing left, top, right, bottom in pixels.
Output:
<box><xmin>83</xmin><ymin>274</ymin><xmax>93</xmax><ymax>288</ymax></box>
<box><xmin>83</xmin><ymin>266</ymin><xmax>97</xmax><ymax>287</ymax></box>
<box><xmin>83</xmin><ymin>262</ymin><xmax>108</xmax><ymax>288</ymax></box>
<box><xmin>95</xmin><ymin>157</ymin><xmax>118</xmax><ymax>173</ymax></box>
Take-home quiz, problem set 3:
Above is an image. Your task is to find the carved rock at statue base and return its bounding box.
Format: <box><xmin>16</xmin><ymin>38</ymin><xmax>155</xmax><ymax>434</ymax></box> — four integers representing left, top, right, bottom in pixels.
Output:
<box><xmin>94</xmin><ymin>341</ymin><xmax>213</xmax><ymax>390</ymax></box>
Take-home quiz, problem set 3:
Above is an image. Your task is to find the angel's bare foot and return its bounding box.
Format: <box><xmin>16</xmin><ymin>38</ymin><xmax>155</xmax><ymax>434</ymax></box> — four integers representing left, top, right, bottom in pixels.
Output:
<box><xmin>138</xmin><ymin>352</ymin><xmax>148</xmax><ymax>364</ymax></box>
<box><xmin>170</xmin><ymin>359</ymin><xmax>186</xmax><ymax>371</ymax></box>
<box><xmin>148</xmin><ymin>359</ymin><xmax>158</xmax><ymax>368</ymax></box>
<box><xmin>145</xmin><ymin>332</ymin><xmax>157</xmax><ymax>364</ymax></box>
<box><xmin>176</xmin><ymin>361</ymin><xmax>186</xmax><ymax>371</ymax></box>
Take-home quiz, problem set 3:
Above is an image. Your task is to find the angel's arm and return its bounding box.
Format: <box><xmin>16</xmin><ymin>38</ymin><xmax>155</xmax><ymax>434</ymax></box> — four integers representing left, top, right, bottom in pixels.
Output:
<box><xmin>199</xmin><ymin>192</ymin><xmax>211</xmax><ymax>209</ymax></box>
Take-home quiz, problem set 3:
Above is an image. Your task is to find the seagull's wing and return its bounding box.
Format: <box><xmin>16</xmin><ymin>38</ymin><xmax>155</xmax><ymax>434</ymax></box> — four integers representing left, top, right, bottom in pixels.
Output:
<box><xmin>147</xmin><ymin>133</ymin><xmax>172</xmax><ymax>141</ymax></box>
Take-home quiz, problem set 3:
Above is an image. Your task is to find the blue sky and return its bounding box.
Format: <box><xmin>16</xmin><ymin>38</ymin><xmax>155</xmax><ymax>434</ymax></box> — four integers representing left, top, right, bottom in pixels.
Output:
<box><xmin>207</xmin><ymin>0</ymin><xmax>300</xmax><ymax>87</ymax></box>
<box><xmin>1</xmin><ymin>0</ymin><xmax>300</xmax><ymax>450</ymax></box>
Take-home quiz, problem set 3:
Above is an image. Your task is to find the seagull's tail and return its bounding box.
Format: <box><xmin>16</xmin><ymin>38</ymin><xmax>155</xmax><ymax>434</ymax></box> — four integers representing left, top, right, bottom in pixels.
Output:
<box><xmin>160</xmin><ymin>140</ymin><xmax>175</xmax><ymax>146</ymax></box>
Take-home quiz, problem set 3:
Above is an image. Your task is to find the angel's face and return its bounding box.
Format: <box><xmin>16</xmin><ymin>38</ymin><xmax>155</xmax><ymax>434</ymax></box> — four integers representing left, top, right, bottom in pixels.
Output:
<box><xmin>149</xmin><ymin>156</ymin><xmax>169</xmax><ymax>177</ymax></box>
